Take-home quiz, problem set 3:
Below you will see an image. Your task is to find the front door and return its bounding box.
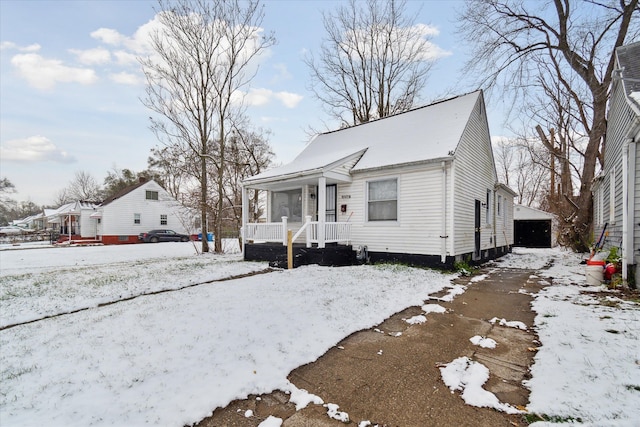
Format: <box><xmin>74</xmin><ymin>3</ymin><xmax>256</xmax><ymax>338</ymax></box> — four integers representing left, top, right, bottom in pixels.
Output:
<box><xmin>326</xmin><ymin>184</ymin><xmax>337</xmax><ymax>222</ymax></box>
<box><xmin>474</xmin><ymin>200</ymin><xmax>481</xmax><ymax>260</ymax></box>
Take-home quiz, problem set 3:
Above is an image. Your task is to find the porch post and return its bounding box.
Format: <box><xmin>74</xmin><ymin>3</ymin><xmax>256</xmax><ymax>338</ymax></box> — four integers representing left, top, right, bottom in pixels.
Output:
<box><xmin>282</xmin><ymin>216</ymin><xmax>288</xmax><ymax>246</ymax></box>
<box><xmin>241</xmin><ymin>185</ymin><xmax>248</xmax><ymax>255</ymax></box>
<box><xmin>318</xmin><ymin>176</ymin><xmax>326</xmax><ymax>248</ymax></box>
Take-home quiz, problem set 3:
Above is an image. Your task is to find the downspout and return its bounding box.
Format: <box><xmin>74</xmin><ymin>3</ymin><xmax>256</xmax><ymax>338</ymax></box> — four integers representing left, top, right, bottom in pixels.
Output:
<box><xmin>441</xmin><ymin>161</ymin><xmax>447</xmax><ymax>263</ymax></box>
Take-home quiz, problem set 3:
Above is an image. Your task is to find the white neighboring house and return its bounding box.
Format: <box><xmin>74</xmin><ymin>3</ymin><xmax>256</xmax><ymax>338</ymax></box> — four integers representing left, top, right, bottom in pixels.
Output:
<box><xmin>241</xmin><ymin>91</ymin><xmax>516</xmax><ymax>267</ymax></box>
<box><xmin>94</xmin><ymin>179</ymin><xmax>189</xmax><ymax>244</ymax></box>
<box><xmin>46</xmin><ymin>201</ymin><xmax>100</xmax><ymax>241</ymax></box>
<box><xmin>592</xmin><ymin>41</ymin><xmax>640</xmax><ymax>286</ymax></box>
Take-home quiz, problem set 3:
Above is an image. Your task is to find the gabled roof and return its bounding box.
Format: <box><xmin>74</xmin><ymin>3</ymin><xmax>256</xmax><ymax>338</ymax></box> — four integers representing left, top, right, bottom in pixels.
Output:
<box><xmin>245</xmin><ymin>91</ymin><xmax>483</xmax><ymax>186</ymax></box>
<box><xmin>616</xmin><ymin>41</ymin><xmax>640</xmax><ymax>112</ymax></box>
<box><xmin>45</xmin><ymin>201</ymin><xmax>99</xmax><ymax>219</ymax></box>
<box><xmin>100</xmin><ymin>179</ymin><xmax>151</xmax><ymax>206</ymax></box>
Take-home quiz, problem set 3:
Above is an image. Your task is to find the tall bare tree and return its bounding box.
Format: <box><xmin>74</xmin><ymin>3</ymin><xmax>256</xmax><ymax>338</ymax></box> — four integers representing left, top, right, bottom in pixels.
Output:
<box><xmin>62</xmin><ymin>171</ymin><xmax>102</xmax><ymax>202</ymax></box>
<box><xmin>140</xmin><ymin>0</ymin><xmax>275</xmax><ymax>253</ymax></box>
<box><xmin>459</xmin><ymin>0</ymin><xmax>639</xmax><ymax>251</ymax></box>
<box><xmin>306</xmin><ymin>0</ymin><xmax>439</xmax><ymax>127</ymax></box>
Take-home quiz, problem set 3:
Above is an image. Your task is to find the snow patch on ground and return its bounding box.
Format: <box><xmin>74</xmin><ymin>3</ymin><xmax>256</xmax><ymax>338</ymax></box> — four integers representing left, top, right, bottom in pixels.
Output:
<box><xmin>489</xmin><ymin>317</ymin><xmax>528</xmax><ymax>330</ymax></box>
<box><xmin>422</xmin><ymin>303</ymin><xmax>447</xmax><ymax>314</ymax></box>
<box><xmin>469</xmin><ymin>335</ymin><xmax>497</xmax><ymax>349</ymax></box>
<box><xmin>439</xmin><ymin>356</ymin><xmax>522</xmax><ymax>414</ymax></box>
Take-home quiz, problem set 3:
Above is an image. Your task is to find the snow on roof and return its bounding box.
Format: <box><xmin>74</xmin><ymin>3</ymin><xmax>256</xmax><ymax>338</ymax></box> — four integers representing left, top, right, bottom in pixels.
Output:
<box><xmin>246</xmin><ymin>91</ymin><xmax>481</xmax><ymax>183</ymax></box>
<box><xmin>514</xmin><ymin>205</ymin><xmax>555</xmax><ymax>220</ymax></box>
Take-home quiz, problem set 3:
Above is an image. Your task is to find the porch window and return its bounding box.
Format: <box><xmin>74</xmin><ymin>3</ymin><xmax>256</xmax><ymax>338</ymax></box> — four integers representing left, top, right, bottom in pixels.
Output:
<box><xmin>160</xmin><ymin>214</ymin><xmax>167</xmax><ymax>225</ymax></box>
<box><xmin>497</xmin><ymin>195</ymin><xmax>502</xmax><ymax>216</ymax></box>
<box><xmin>146</xmin><ymin>190</ymin><xmax>159</xmax><ymax>200</ymax></box>
<box><xmin>271</xmin><ymin>189</ymin><xmax>302</xmax><ymax>222</ymax></box>
<box><xmin>367</xmin><ymin>178</ymin><xmax>397</xmax><ymax>221</ymax></box>
<box><xmin>134</xmin><ymin>213</ymin><xmax>141</xmax><ymax>225</ymax></box>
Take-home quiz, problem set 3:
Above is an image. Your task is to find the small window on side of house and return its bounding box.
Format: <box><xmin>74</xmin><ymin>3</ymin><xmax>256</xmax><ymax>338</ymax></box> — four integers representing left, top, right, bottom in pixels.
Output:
<box><xmin>146</xmin><ymin>190</ymin><xmax>159</xmax><ymax>200</ymax></box>
<box><xmin>134</xmin><ymin>213</ymin><xmax>141</xmax><ymax>224</ymax></box>
<box><xmin>497</xmin><ymin>195</ymin><xmax>502</xmax><ymax>216</ymax></box>
<box><xmin>367</xmin><ymin>178</ymin><xmax>398</xmax><ymax>221</ymax></box>
<box><xmin>160</xmin><ymin>214</ymin><xmax>167</xmax><ymax>225</ymax></box>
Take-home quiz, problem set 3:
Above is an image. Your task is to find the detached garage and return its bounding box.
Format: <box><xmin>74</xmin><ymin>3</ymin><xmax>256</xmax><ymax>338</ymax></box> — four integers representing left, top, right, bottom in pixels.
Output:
<box><xmin>513</xmin><ymin>205</ymin><xmax>556</xmax><ymax>248</ymax></box>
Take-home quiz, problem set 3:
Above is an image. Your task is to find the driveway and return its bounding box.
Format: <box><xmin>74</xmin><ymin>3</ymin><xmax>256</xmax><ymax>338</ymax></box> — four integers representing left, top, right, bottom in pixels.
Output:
<box><xmin>198</xmin><ymin>266</ymin><xmax>543</xmax><ymax>426</ymax></box>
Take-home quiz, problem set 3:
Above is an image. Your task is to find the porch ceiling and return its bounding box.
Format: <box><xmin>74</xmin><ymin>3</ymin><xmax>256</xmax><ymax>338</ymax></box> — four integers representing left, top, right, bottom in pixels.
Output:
<box><xmin>246</xmin><ymin>171</ymin><xmax>349</xmax><ymax>191</ymax></box>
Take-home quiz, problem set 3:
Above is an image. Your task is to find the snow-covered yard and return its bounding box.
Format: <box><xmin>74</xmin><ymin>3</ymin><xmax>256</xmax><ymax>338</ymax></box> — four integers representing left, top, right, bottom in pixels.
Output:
<box><xmin>0</xmin><ymin>243</ymin><xmax>638</xmax><ymax>426</ymax></box>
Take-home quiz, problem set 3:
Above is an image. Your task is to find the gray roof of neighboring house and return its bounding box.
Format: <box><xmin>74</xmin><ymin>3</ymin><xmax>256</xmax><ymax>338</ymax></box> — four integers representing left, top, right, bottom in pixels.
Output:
<box><xmin>245</xmin><ymin>91</ymin><xmax>483</xmax><ymax>184</ymax></box>
<box><xmin>616</xmin><ymin>41</ymin><xmax>640</xmax><ymax>110</ymax></box>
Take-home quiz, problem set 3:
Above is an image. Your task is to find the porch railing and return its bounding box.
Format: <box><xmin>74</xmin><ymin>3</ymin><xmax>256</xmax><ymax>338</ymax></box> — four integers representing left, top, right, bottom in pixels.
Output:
<box><xmin>244</xmin><ymin>216</ymin><xmax>351</xmax><ymax>247</ymax></box>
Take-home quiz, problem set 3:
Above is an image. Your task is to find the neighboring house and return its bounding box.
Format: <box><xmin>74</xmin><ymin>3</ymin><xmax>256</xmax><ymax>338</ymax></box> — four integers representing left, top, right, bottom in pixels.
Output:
<box><xmin>592</xmin><ymin>41</ymin><xmax>640</xmax><ymax>286</ymax></box>
<box><xmin>513</xmin><ymin>205</ymin><xmax>557</xmax><ymax>248</ymax></box>
<box><xmin>94</xmin><ymin>179</ymin><xmax>189</xmax><ymax>244</ymax></box>
<box><xmin>46</xmin><ymin>201</ymin><xmax>100</xmax><ymax>240</ymax></box>
<box><xmin>241</xmin><ymin>91</ymin><xmax>516</xmax><ymax>267</ymax></box>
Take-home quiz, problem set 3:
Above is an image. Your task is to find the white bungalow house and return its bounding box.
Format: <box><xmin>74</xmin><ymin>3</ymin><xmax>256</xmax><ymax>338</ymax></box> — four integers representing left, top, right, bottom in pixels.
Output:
<box><xmin>241</xmin><ymin>91</ymin><xmax>516</xmax><ymax>267</ymax></box>
<box><xmin>592</xmin><ymin>41</ymin><xmax>640</xmax><ymax>286</ymax></box>
<box><xmin>45</xmin><ymin>200</ymin><xmax>100</xmax><ymax>241</ymax></box>
<box><xmin>93</xmin><ymin>179</ymin><xmax>189</xmax><ymax>244</ymax></box>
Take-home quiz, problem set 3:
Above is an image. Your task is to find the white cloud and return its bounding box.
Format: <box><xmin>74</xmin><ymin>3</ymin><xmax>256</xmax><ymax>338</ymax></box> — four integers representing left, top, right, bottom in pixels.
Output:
<box><xmin>1</xmin><ymin>41</ymin><xmax>41</xmax><ymax>52</ymax></box>
<box><xmin>271</xmin><ymin>63</ymin><xmax>292</xmax><ymax>83</ymax></box>
<box><xmin>243</xmin><ymin>88</ymin><xmax>303</xmax><ymax>108</ymax></box>
<box><xmin>109</xmin><ymin>71</ymin><xmax>141</xmax><ymax>85</ymax></box>
<box><xmin>274</xmin><ymin>91</ymin><xmax>303</xmax><ymax>108</ymax></box>
<box><xmin>90</xmin><ymin>28</ymin><xmax>128</xmax><ymax>46</ymax></box>
<box><xmin>10</xmin><ymin>53</ymin><xmax>98</xmax><ymax>90</ymax></box>
<box><xmin>0</xmin><ymin>136</ymin><xmax>77</xmax><ymax>163</ymax></box>
<box><xmin>69</xmin><ymin>47</ymin><xmax>111</xmax><ymax>65</ymax></box>
<box><xmin>113</xmin><ymin>50</ymin><xmax>138</xmax><ymax>66</ymax></box>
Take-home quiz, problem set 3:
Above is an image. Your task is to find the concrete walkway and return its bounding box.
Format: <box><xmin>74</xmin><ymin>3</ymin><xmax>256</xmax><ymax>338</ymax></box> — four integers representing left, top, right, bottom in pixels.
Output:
<box><xmin>197</xmin><ymin>266</ymin><xmax>543</xmax><ymax>426</ymax></box>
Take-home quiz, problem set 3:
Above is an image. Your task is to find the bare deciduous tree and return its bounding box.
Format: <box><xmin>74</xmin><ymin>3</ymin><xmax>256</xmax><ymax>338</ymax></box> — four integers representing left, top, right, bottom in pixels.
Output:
<box><xmin>458</xmin><ymin>0</ymin><xmax>639</xmax><ymax>251</ymax></box>
<box><xmin>140</xmin><ymin>0</ymin><xmax>275</xmax><ymax>253</ymax></box>
<box><xmin>61</xmin><ymin>171</ymin><xmax>102</xmax><ymax>202</ymax></box>
<box><xmin>306</xmin><ymin>0</ymin><xmax>440</xmax><ymax>127</ymax></box>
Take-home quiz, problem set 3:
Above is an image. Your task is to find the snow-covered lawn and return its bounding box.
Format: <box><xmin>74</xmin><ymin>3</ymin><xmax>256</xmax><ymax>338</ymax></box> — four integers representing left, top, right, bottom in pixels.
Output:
<box><xmin>496</xmin><ymin>248</ymin><xmax>640</xmax><ymax>426</ymax></box>
<box><xmin>0</xmin><ymin>244</ymin><xmax>638</xmax><ymax>426</ymax></box>
<box><xmin>0</xmin><ymin>243</ymin><xmax>456</xmax><ymax>426</ymax></box>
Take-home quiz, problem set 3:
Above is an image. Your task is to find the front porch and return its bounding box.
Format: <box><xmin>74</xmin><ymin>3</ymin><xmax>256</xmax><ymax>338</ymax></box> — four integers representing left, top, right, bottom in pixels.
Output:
<box><xmin>242</xmin><ymin>216</ymin><xmax>357</xmax><ymax>267</ymax></box>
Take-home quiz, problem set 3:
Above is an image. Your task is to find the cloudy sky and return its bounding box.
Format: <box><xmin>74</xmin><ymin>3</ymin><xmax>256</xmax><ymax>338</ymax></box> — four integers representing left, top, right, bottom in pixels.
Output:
<box><xmin>0</xmin><ymin>0</ymin><xmax>494</xmax><ymax>206</ymax></box>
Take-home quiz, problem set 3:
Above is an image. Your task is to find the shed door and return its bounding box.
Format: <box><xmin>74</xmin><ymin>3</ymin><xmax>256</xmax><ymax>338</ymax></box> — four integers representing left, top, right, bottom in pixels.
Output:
<box><xmin>474</xmin><ymin>200</ymin><xmax>481</xmax><ymax>259</ymax></box>
<box><xmin>326</xmin><ymin>184</ymin><xmax>337</xmax><ymax>222</ymax></box>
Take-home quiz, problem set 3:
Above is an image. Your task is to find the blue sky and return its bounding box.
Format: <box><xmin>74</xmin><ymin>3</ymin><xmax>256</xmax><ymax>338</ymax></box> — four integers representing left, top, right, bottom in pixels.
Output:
<box><xmin>1</xmin><ymin>0</ymin><xmax>497</xmax><ymax>206</ymax></box>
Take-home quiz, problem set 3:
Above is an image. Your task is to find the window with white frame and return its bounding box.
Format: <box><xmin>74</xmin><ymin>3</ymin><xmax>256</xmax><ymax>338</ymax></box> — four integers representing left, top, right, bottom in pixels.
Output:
<box><xmin>134</xmin><ymin>213</ymin><xmax>141</xmax><ymax>224</ymax></box>
<box><xmin>160</xmin><ymin>214</ymin><xmax>167</xmax><ymax>225</ymax></box>
<box><xmin>497</xmin><ymin>195</ymin><xmax>502</xmax><ymax>216</ymax></box>
<box><xmin>146</xmin><ymin>190</ymin><xmax>159</xmax><ymax>200</ymax></box>
<box><xmin>367</xmin><ymin>178</ymin><xmax>398</xmax><ymax>221</ymax></box>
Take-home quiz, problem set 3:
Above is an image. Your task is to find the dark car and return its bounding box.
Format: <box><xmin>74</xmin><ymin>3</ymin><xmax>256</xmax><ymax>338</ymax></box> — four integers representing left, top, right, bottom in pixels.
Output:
<box><xmin>138</xmin><ymin>229</ymin><xmax>191</xmax><ymax>243</ymax></box>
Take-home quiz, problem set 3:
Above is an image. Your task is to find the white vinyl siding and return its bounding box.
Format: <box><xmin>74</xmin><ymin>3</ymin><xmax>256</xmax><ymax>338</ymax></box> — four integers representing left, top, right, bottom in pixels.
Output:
<box><xmin>452</xmin><ymin>96</ymin><xmax>498</xmax><ymax>256</ymax></box>
<box><xmin>99</xmin><ymin>182</ymin><xmax>187</xmax><ymax>236</ymax></box>
<box><xmin>345</xmin><ymin>162</ymin><xmax>450</xmax><ymax>256</ymax></box>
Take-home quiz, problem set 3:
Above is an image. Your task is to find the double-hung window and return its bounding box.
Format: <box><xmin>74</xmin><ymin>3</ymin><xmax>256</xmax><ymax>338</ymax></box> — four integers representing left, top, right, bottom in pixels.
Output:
<box><xmin>367</xmin><ymin>178</ymin><xmax>397</xmax><ymax>221</ymax></box>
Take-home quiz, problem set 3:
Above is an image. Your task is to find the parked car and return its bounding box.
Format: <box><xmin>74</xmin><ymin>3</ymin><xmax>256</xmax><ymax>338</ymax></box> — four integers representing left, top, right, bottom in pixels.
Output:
<box><xmin>0</xmin><ymin>226</ymin><xmax>30</xmax><ymax>236</ymax></box>
<box><xmin>138</xmin><ymin>229</ymin><xmax>191</xmax><ymax>243</ymax></box>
